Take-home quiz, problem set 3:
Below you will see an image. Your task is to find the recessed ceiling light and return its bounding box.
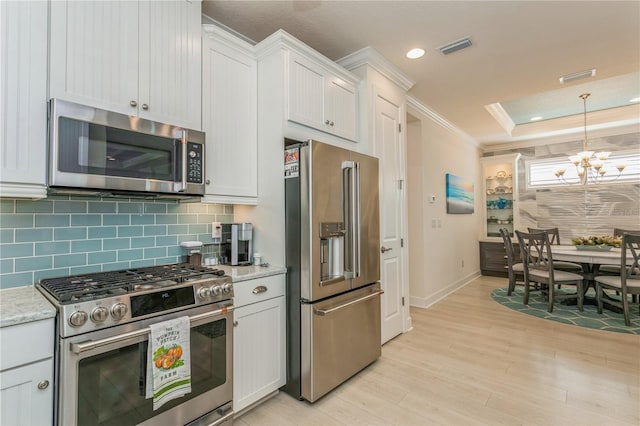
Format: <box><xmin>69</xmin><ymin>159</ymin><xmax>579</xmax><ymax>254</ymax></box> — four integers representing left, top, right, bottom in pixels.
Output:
<box><xmin>406</xmin><ymin>48</ymin><xmax>425</xmax><ymax>59</ymax></box>
<box><xmin>530</xmin><ymin>116</ymin><xmax>543</xmax><ymax>121</ymax></box>
<box><xmin>630</xmin><ymin>97</ymin><xmax>640</xmax><ymax>103</ymax></box>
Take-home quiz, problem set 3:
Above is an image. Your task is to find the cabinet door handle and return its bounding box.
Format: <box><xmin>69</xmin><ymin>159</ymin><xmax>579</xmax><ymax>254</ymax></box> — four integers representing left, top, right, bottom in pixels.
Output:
<box><xmin>252</xmin><ymin>286</ymin><xmax>267</xmax><ymax>294</ymax></box>
<box><xmin>37</xmin><ymin>380</ymin><xmax>49</xmax><ymax>390</ymax></box>
<box><xmin>130</xmin><ymin>100</ymin><xmax>138</xmax><ymax>107</ymax></box>
<box><xmin>142</xmin><ymin>103</ymin><xmax>149</xmax><ymax>110</ymax></box>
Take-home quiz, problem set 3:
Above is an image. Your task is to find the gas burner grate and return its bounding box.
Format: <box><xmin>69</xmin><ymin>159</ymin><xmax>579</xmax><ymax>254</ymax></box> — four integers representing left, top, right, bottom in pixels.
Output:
<box><xmin>38</xmin><ymin>263</ymin><xmax>222</xmax><ymax>303</ymax></box>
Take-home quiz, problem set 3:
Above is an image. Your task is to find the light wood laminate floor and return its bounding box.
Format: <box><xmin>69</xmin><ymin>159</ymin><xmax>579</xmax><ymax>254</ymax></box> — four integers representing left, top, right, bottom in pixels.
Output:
<box><xmin>235</xmin><ymin>275</ymin><xmax>640</xmax><ymax>426</ymax></box>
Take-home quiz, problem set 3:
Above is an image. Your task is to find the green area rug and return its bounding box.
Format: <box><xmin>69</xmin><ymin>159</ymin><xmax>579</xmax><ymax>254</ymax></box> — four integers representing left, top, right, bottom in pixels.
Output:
<box><xmin>491</xmin><ymin>287</ymin><xmax>640</xmax><ymax>335</ymax></box>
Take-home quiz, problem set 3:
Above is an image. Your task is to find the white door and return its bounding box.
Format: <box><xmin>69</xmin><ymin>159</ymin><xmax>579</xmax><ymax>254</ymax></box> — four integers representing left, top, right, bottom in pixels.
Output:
<box><xmin>374</xmin><ymin>92</ymin><xmax>405</xmax><ymax>344</ymax></box>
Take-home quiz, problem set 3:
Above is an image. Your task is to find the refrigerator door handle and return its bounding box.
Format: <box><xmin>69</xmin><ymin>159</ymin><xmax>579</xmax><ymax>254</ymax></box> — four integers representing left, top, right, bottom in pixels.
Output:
<box><xmin>313</xmin><ymin>290</ymin><xmax>384</xmax><ymax>316</ymax></box>
<box><xmin>341</xmin><ymin>160</ymin><xmax>361</xmax><ymax>278</ymax></box>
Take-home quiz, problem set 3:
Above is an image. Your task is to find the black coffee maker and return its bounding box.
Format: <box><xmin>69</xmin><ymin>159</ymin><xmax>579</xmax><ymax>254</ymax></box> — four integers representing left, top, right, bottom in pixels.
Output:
<box><xmin>221</xmin><ymin>223</ymin><xmax>253</xmax><ymax>266</ymax></box>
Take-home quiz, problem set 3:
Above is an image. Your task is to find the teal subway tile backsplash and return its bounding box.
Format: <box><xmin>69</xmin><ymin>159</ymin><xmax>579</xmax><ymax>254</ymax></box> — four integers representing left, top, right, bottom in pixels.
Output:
<box><xmin>1</xmin><ymin>214</ymin><xmax>35</xmax><ymax>228</ymax></box>
<box><xmin>36</xmin><ymin>215</ymin><xmax>69</xmax><ymax>227</ymax></box>
<box><xmin>0</xmin><ymin>197</ymin><xmax>234</xmax><ymax>289</ymax></box>
<box><xmin>118</xmin><ymin>226</ymin><xmax>144</xmax><ymax>237</ymax></box>
<box><xmin>88</xmin><ymin>227</ymin><xmax>117</xmax><ymax>239</ymax></box>
<box><xmin>131</xmin><ymin>237</ymin><xmax>156</xmax><ymax>248</ymax></box>
<box><xmin>118</xmin><ymin>249</ymin><xmax>143</xmax><ymax>262</ymax></box>
<box><xmin>0</xmin><ymin>243</ymin><xmax>34</xmax><ymax>258</ymax></box>
<box><xmin>16</xmin><ymin>200</ymin><xmax>54</xmax><ymax>213</ymax></box>
<box><xmin>88</xmin><ymin>202</ymin><xmax>117</xmax><ymax>213</ymax></box>
<box><xmin>103</xmin><ymin>215</ymin><xmax>130</xmax><ymax>225</ymax></box>
<box><xmin>103</xmin><ymin>238</ymin><xmax>130</xmax><ymax>250</ymax></box>
<box><xmin>16</xmin><ymin>256</ymin><xmax>52</xmax><ymax>272</ymax></box>
<box><xmin>71</xmin><ymin>240</ymin><xmax>102</xmax><ymax>253</ymax></box>
<box><xmin>71</xmin><ymin>214</ymin><xmax>102</xmax><ymax>226</ymax></box>
<box><xmin>0</xmin><ymin>259</ymin><xmax>13</xmax><ymax>274</ymax></box>
<box><xmin>54</xmin><ymin>253</ymin><xmax>86</xmax><ymax>268</ymax></box>
<box><xmin>54</xmin><ymin>200</ymin><xmax>87</xmax><ymax>213</ymax></box>
<box><xmin>54</xmin><ymin>227</ymin><xmax>87</xmax><ymax>240</ymax></box>
<box><xmin>15</xmin><ymin>228</ymin><xmax>53</xmax><ymax>242</ymax></box>
<box><xmin>35</xmin><ymin>241</ymin><xmax>70</xmax><ymax>256</ymax></box>
<box><xmin>0</xmin><ymin>230</ymin><xmax>13</xmax><ymax>244</ymax></box>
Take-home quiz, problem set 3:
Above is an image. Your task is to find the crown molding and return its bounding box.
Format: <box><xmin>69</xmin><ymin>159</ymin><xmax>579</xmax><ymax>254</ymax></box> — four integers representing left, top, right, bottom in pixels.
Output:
<box><xmin>202</xmin><ymin>24</ymin><xmax>256</xmax><ymax>57</ymax></box>
<box><xmin>337</xmin><ymin>47</ymin><xmax>414</xmax><ymax>92</ymax></box>
<box><xmin>406</xmin><ymin>96</ymin><xmax>478</xmax><ymax>147</ymax></box>
<box><xmin>484</xmin><ymin>102</ymin><xmax>515</xmax><ymax>135</ymax></box>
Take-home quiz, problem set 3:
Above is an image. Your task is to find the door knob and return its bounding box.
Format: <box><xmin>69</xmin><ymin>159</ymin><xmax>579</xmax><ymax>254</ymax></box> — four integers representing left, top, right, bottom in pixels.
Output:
<box><xmin>381</xmin><ymin>246</ymin><xmax>392</xmax><ymax>253</ymax></box>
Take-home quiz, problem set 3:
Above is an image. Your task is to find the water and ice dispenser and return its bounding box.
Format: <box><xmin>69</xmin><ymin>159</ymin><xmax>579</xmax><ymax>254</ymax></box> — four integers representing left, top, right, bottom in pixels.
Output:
<box><xmin>319</xmin><ymin>222</ymin><xmax>345</xmax><ymax>284</ymax></box>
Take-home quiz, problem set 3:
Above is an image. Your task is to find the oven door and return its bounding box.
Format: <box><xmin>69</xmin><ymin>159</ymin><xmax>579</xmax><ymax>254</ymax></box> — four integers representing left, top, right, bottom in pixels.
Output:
<box><xmin>49</xmin><ymin>98</ymin><xmax>205</xmax><ymax>196</ymax></box>
<box><xmin>58</xmin><ymin>303</ymin><xmax>233</xmax><ymax>426</ymax></box>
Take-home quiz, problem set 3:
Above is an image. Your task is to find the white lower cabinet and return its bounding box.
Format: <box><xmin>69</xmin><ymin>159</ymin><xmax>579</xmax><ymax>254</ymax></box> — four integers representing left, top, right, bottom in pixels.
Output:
<box><xmin>233</xmin><ymin>274</ymin><xmax>286</xmax><ymax>414</ymax></box>
<box><xmin>0</xmin><ymin>319</ymin><xmax>54</xmax><ymax>426</ymax></box>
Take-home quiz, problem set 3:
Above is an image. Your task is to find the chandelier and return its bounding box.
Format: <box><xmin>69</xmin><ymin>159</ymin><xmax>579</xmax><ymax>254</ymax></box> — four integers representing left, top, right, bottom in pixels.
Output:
<box><xmin>554</xmin><ymin>93</ymin><xmax>626</xmax><ymax>184</ymax></box>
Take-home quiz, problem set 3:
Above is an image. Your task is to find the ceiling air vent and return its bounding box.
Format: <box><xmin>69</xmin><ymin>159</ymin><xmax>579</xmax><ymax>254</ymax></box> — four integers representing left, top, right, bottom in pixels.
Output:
<box><xmin>438</xmin><ymin>37</ymin><xmax>473</xmax><ymax>55</ymax></box>
<box><xmin>559</xmin><ymin>69</ymin><xmax>596</xmax><ymax>84</ymax></box>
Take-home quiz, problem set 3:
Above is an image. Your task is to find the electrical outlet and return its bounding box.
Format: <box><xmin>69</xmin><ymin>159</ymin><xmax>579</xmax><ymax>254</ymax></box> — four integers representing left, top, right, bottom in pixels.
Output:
<box><xmin>212</xmin><ymin>222</ymin><xmax>222</xmax><ymax>239</ymax></box>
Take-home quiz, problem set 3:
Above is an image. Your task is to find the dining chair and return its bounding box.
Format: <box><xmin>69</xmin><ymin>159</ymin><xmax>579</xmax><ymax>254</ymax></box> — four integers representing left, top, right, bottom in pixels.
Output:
<box><xmin>527</xmin><ymin>227</ymin><xmax>583</xmax><ymax>272</ymax></box>
<box><xmin>599</xmin><ymin>228</ymin><xmax>640</xmax><ymax>274</ymax></box>
<box><xmin>594</xmin><ymin>233</ymin><xmax>640</xmax><ymax>326</ymax></box>
<box><xmin>516</xmin><ymin>230</ymin><xmax>584</xmax><ymax>313</ymax></box>
<box><xmin>499</xmin><ymin>228</ymin><xmax>524</xmax><ymax>296</ymax></box>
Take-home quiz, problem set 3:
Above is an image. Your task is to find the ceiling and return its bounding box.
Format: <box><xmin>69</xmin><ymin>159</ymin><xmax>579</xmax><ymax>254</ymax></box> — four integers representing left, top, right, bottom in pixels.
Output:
<box><xmin>201</xmin><ymin>1</ymin><xmax>640</xmax><ymax>147</ymax></box>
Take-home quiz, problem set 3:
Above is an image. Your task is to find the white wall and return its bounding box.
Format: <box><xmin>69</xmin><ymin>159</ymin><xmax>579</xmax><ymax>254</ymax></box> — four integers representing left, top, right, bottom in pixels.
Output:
<box><xmin>406</xmin><ymin>103</ymin><xmax>483</xmax><ymax>308</ymax></box>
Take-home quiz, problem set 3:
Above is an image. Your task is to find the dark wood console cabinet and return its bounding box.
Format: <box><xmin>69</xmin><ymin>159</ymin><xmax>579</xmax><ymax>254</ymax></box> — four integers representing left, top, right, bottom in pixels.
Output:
<box><xmin>479</xmin><ymin>241</ymin><xmax>513</xmax><ymax>277</ymax></box>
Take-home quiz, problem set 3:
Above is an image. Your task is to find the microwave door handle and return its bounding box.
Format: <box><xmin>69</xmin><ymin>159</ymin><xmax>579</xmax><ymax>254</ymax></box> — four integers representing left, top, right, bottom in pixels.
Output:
<box><xmin>174</xmin><ymin>130</ymin><xmax>188</xmax><ymax>192</ymax></box>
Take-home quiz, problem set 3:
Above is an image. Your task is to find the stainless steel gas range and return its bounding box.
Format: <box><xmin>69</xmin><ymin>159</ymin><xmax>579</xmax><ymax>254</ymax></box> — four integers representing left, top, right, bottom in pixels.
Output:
<box><xmin>36</xmin><ymin>263</ymin><xmax>234</xmax><ymax>426</ymax></box>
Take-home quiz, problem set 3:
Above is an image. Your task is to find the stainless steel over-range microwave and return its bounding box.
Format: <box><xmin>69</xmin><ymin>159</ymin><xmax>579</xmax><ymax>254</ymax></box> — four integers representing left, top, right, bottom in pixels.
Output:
<box><xmin>48</xmin><ymin>99</ymin><xmax>205</xmax><ymax>198</ymax></box>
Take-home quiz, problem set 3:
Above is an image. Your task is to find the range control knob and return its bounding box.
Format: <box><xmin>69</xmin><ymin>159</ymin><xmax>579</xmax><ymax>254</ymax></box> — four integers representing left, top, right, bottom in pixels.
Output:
<box><xmin>91</xmin><ymin>306</ymin><xmax>109</xmax><ymax>323</ymax></box>
<box><xmin>222</xmin><ymin>283</ymin><xmax>233</xmax><ymax>294</ymax></box>
<box><xmin>69</xmin><ymin>311</ymin><xmax>88</xmax><ymax>327</ymax></box>
<box><xmin>210</xmin><ymin>285</ymin><xmax>222</xmax><ymax>296</ymax></box>
<box><xmin>197</xmin><ymin>287</ymin><xmax>210</xmax><ymax>298</ymax></box>
<box><xmin>189</xmin><ymin>150</ymin><xmax>197</xmax><ymax>158</ymax></box>
<box><xmin>111</xmin><ymin>303</ymin><xmax>128</xmax><ymax>320</ymax></box>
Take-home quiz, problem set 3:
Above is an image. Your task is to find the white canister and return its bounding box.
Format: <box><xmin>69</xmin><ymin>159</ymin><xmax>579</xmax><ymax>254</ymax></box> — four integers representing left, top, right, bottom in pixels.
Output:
<box><xmin>252</xmin><ymin>253</ymin><xmax>262</xmax><ymax>266</ymax></box>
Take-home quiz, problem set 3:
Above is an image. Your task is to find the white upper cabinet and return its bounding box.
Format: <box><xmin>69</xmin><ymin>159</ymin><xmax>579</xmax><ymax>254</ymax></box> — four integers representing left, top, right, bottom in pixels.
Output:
<box><xmin>0</xmin><ymin>0</ymin><xmax>48</xmax><ymax>198</ymax></box>
<box><xmin>287</xmin><ymin>50</ymin><xmax>358</xmax><ymax>142</ymax></box>
<box><xmin>201</xmin><ymin>25</ymin><xmax>257</xmax><ymax>204</ymax></box>
<box><xmin>49</xmin><ymin>0</ymin><xmax>202</xmax><ymax>130</ymax></box>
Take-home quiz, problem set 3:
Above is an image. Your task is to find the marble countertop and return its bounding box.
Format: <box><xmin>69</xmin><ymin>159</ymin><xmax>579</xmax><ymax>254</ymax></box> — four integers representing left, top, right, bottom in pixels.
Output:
<box><xmin>212</xmin><ymin>264</ymin><xmax>286</xmax><ymax>282</ymax></box>
<box><xmin>0</xmin><ymin>286</ymin><xmax>56</xmax><ymax>328</ymax></box>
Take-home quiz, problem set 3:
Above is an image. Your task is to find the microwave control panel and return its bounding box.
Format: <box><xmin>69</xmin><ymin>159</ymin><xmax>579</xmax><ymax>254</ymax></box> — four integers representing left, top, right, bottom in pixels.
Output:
<box><xmin>187</xmin><ymin>143</ymin><xmax>203</xmax><ymax>183</ymax></box>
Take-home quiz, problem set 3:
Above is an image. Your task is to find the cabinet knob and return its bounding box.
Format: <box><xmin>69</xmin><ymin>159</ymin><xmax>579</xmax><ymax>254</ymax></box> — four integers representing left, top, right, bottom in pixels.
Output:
<box><xmin>205</xmin><ymin>179</ymin><xmax>211</xmax><ymax>185</ymax></box>
<box><xmin>330</xmin><ymin>121</ymin><xmax>334</xmax><ymax>126</ymax></box>
<box><xmin>233</xmin><ymin>321</ymin><xmax>238</xmax><ymax>327</ymax></box>
<box><xmin>325</xmin><ymin>120</ymin><xmax>330</xmax><ymax>125</ymax></box>
<box><xmin>37</xmin><ymin>380</ymin><xmax>49</xmax><ymax>390</ymax></box>
<box><xmin>142</xmin><ymin>103</ymin><xmax>149</xmax><ymax>110</ymax></box>
<box><xmin>130</xmin><ymin>100</ymin><xmax>138</xmax><ymax>107</ymax></box>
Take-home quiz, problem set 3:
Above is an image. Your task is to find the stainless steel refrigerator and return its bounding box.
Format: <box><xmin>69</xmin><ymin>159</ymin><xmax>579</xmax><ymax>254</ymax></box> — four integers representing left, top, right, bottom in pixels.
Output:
<box><xmin>283</xmin><ymin>139</ymin><xmax>382</xmax><ymax>402</ymax></box>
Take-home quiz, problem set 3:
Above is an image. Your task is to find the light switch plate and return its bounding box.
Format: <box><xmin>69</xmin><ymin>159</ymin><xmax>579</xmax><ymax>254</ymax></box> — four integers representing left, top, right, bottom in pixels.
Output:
<box><xmin>212</xmin><ymin>222</ymin><xmax>222</xmax><ymax>239</ymax></box>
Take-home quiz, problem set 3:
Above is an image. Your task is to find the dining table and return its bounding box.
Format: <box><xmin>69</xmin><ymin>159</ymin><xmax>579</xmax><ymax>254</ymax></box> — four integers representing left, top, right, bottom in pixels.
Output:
<box><xmin>549</xmin><ymin>245</ymin><xmax>634</xmax><ymax>310</ymax></box>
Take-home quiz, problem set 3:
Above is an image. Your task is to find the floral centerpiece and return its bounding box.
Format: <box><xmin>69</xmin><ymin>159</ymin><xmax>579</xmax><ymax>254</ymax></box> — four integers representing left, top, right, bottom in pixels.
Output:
<box><xmin>571</xmin><ymin>235</ymin><xmax>621</xmax><ymax>251</ymax></box>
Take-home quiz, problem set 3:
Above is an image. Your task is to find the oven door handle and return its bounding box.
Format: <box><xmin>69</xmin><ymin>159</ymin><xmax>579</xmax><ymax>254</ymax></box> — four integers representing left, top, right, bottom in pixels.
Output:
<box><xmin>70</xmin><ymin>307</ymin><xmax>233</xmax><ymax>354</ymax></box>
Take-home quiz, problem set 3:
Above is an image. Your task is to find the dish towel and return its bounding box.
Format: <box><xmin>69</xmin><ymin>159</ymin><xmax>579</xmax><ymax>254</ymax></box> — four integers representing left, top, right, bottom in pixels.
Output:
<box><xmin>146</xmin><ymin>316</ymin><xmax>192</xmax><ymax>410</ymax></box>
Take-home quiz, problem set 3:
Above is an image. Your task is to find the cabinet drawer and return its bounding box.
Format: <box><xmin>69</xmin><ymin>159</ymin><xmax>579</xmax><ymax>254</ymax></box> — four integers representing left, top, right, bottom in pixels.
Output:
<box><xmin>233</xmin><ymin>274</ymin><xmax>285</xmax><ymax>308</ymax></box>
<box><xmin>0</xmin><ymin>319</ymin><xmax>53</xmax><ymax>371</ymax></box>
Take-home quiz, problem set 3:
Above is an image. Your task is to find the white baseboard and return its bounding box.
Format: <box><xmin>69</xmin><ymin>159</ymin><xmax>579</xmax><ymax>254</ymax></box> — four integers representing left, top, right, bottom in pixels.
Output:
<box><xmin>409</xmin><ymin>271</ymin><xmax>482</xmax><ymax>309</ymax></box>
